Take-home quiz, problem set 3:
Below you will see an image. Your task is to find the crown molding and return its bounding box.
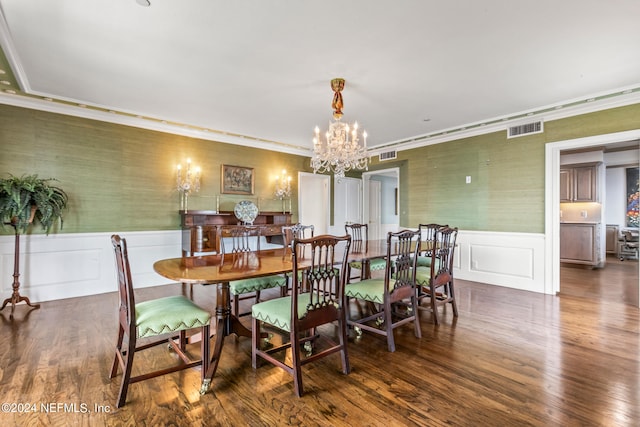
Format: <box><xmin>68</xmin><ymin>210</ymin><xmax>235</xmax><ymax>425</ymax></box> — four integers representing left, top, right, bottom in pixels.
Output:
<box><xmin>0</xmin><ymin>92</ymin><xmax>311</xmax><ymax>156</ymax></box>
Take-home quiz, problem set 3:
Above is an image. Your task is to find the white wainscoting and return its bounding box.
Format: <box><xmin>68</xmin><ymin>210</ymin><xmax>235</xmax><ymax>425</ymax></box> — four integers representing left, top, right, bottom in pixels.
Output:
<box><xmin>0</xmin><ymin>229</ymin><xmax>547</xmax><ymax>304</ymax></box>
<box><xmin>454</xmin><ymin>230</ymin><xmax>546</xmax><ymax>294</ymax></box>
<box><xmin>0</xmin><ymin>230</ymin><xmax>182</xmax><ymax>303</ymax></box>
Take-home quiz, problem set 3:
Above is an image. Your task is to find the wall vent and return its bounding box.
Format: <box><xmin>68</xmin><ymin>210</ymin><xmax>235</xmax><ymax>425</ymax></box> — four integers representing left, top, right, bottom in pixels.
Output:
<box><xmin>378</xmin><ymin>150</ymin><xmax>397</xmax><ymax>161</ymax></box>
<box><xmin>507</xmin><ymin>120</ymin><xmax>544</xmax><ymax>139</ymax></box>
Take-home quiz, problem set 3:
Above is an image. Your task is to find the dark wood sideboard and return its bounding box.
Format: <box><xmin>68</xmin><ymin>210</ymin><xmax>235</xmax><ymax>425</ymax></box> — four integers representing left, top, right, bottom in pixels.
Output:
<box><xmin>180</xmin><ymin>210</ymin><xmax>292</xmax><ymax>255</ymax></box>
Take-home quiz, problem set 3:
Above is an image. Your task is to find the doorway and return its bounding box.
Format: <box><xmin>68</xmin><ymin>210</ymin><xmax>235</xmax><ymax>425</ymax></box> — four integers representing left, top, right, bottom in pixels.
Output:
<box><xmin>544</xmin><ymin>129</ymin><xmax>640</xmax><ymax>307</ymax></box>
<box><xmin>363</xmin><ymin>168</ymin><xmax>400</xmax><ymax>240</ymax></box>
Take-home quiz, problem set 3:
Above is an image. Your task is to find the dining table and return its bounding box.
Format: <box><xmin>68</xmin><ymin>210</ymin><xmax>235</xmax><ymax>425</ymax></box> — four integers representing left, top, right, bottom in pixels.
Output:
<box><xmin>152</xmin><ymin>238</ymin><xmax>404</xmax><ymax>393</ymax></box>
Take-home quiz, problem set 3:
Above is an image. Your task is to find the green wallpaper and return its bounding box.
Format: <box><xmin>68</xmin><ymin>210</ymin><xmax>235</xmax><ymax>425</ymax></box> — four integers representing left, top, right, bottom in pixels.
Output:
<box><xmin>1</xmin><ymin>102</ymin><xmax>639</xmax><ymax>235</ymax></box>
<box><xmin>369</xmin><ymin>103</ymin><xmax>640</xmax><ymax>233</ymax></box>
<box><xmin>0</xmin><ymin>105</ymin><xmax>310</xmax><ymax>234</ymax></box>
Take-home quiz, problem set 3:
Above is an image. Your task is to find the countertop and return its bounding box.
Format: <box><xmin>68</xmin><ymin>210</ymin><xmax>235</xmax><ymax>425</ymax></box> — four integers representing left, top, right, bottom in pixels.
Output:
<box><xmin>560</xmin><ymin>221</ymin><xmax>601</xmax><ymax>224</ymax></box>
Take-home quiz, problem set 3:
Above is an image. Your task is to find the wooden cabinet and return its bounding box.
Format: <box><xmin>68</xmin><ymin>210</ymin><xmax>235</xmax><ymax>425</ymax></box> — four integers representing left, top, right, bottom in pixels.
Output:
<box><xmin>180</xmin><ymin>210</ymin><xmax>292</xmax><ymax>255</ymax></box>
<box><xmin>560</xmin><ymin>164</ymin><xmax>598</xmax><ymax>202</ymax></box>
<box><xmin>560</xmin><ymin>223</ymin><xmax>601</xmax><ymax>266</ymax></box>
<box><xmin>606</xmin><ymin>225</ymin><xmax>619</xmax><ymax>255</ymax></box>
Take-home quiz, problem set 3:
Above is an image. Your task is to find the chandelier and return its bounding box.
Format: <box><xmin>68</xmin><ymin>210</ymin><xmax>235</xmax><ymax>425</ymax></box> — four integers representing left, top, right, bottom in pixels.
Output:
<box><xmin>311</xmin><ymin>78</ymin><xmax>368</xmax><ymax>179</ymax></box>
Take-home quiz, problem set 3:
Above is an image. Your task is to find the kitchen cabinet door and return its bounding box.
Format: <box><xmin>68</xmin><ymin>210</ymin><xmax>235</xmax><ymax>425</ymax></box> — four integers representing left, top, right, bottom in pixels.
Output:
<box><xmin>560</xmin><ymin>168</ymin><xmax>573</xmax><ymax>202</ymax></box>
<box><xmin>559</xmin><ymin>164</ymin><xmax>598</xmax><ymax>202</ymax></box>
<box><xmin>573</xmin><ymin>165</ymin><xmax>597</xmax><ymax>202</ymax></box>
<box><xmin>560</xmin><ymin>223</ymin><xmax>597</xmax><ymax>264</ymax></box>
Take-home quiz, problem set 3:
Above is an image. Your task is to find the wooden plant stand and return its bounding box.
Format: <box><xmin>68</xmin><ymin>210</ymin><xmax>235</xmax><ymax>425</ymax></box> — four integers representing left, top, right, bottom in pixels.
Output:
<box><xmin>0</xmin><ymin>222</ymin><xmax>40</xmax><ymax>318</ymax></box>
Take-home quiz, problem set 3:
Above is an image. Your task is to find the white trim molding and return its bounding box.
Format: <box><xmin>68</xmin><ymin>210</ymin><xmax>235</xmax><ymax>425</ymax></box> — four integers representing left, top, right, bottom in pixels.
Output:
<box><xmin>454</xmin><ymin>230</ymin><xmax>546</xmax><ymax>294</ymax></box>
<box><xmin>544</xmin><ymin>129</ymin><xmax>640</xmax><ymax>304</ymax></box>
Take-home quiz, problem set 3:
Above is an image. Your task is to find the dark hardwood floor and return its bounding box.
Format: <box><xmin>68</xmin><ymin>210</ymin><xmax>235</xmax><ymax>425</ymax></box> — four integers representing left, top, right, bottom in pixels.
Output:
<box><xmin>1</xmin><ymin>257</ymin><xmax>638</xmax><ymax>426</ymax></box>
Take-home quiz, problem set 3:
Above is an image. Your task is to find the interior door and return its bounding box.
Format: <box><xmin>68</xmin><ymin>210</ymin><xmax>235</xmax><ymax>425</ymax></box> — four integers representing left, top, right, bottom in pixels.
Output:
<box><xmin>368</xmin><ymin>179</ymin><xmax>381</xmax><ymax>239</ymax></box>
<box><xmin>333</xmin><ymin>177</ymin><xmax>362</xmax><ymax>233</ymax></box>
<box><xmin>298</xmin><ymin>172</ymin><xmax>329</xmax><ymax>235</ymax></box>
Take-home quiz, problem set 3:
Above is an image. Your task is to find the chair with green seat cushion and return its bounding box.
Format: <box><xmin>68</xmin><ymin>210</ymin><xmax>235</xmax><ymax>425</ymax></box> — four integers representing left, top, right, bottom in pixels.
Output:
<box><xmin>109</xmin><ymin>235</ymin><xmax>211</xmax><ymax>408</ymax></box>
<box><xmin>345</xmin><ymin>223</ymin><xmax>386</xmax><ymax>282</ymax></box>
<box><xmin>281</xmin><ymin>224</ymin><xmax>315</xmax><ymax>293</ymax></box>
<box><xmin>415</xmin><ymin>226</ymin><xmax>459</xmax><ymax>325</ymax></box>
<box><xmin>345</xmin><ymin>229</ymin><xmax>422</xmax><ymax>352</ymax></box>
<box><xmin>223</xmin><ymin>225</ymin><xmax>288</xmax><ymax>317</ymax></box>
<box><xmin>415</xmin><ymin>223</ymin><xmax>447</xmax><ymax>267</ymax></box>
<box><xmin>251</xmin><ymin>234</ymin><xmax>352</xmax><ymax>397</ymax></box>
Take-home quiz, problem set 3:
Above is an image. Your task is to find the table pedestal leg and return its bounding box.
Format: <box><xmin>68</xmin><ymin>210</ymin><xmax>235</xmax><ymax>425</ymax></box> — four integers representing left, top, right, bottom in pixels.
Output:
<box><xmin>200</xmin><ymin>281</ymin><xmax>251</xmax><ymax>394</ymax></box>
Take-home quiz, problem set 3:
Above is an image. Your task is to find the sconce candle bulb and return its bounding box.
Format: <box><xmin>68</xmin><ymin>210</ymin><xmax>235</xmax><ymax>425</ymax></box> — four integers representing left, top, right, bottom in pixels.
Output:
<box><xmin>275</xmin><ymin>169</ymin><xmax>292</xmax><ymax>213</ymax></box>
<box><xmin>176</xmin><ymin>158</ymin><xmax>201</xmax><ymax>212</ymax></box>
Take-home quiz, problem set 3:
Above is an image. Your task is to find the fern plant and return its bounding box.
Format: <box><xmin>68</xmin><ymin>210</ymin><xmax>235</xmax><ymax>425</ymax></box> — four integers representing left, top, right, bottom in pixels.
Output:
<box><xmin>0</xmin><ymin>174</ymin><xmax>68</xmax><ymax>234</ymax></box>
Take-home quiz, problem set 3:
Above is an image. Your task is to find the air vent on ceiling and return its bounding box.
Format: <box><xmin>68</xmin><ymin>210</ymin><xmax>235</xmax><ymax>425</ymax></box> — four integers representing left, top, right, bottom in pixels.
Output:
<box><xmin>378</xmin><ymin>150</ymin><xmax>397</xmax><ymax>161</ymax></box>
<box><xmin>507</xmin><ymin>120</ymin><xmax>544</xmax><ymax>139</ymax></box>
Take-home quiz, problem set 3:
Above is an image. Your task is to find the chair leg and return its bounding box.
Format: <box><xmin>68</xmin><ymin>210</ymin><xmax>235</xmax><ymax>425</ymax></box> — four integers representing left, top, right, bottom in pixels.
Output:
<box><xmin>116</xmin><ymin>334</ymin><xmax>136</xmax><ymax>408</ymax></box>
<box><xmin>430</xmin><ymin>286</ymin><xmax>440</xmax><ymax>325</ymax></box>
<box><xmin>412</xmin><ymin>293</ymin><xmax>422</xmax><ymax>339</ymax></box>
<box><xmin>110</xmin><ymin>326</ymin><xmax>125</xmax><ymax>378</ymax></box>
<box><xmin>290</xmin><ymin>330</ymin><xmax>304</xmax><ymax>397</ymax></box>
<box><xmin>232</xmin><ymin>295</ymin><xmax>239</xmax><ymax>317</ymax></box>
<box><xmin>251</xmin><ymin>317</ymin><xmax>260</xmax><ymax>369</ymax></box>
<box><xmin>449</xmin><ymin>281</ymin><xmax>459</xmax><ymax>317</ymax></box>
<box><xmin>338</xmin><ymin>316</ymin><xmax>351</xmax><ymax>375</ymax></box>
<box><xmin>179</xmin><ymin>330</ymin><xmax>187</xmax><ymax>350</ymax></box>
<box><xmin>384</xmin><ymin>301</ymin><xmax>396</xmax><ymax>353</ymax></box>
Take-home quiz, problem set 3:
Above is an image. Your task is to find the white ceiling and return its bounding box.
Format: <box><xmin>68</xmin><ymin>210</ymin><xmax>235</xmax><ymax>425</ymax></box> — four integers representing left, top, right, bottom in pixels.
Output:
<box><xmin>1</xmin><ymin>0</ymin><xmax>640</xmax><ymax>156</ymax></box>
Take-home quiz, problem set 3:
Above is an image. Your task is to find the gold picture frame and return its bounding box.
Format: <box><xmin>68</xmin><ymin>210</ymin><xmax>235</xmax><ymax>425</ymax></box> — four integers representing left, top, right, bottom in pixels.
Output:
<box><xmin>221</xmin><ymin>164</ymin><xmax>254</xmax><ymax>195</ymax></box>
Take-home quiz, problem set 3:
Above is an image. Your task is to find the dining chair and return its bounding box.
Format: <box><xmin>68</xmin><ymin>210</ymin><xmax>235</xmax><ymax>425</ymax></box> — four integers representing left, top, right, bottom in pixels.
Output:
<box><xmin>282</xmin><ymin>223</ymin><xmax>315</xmax><ymax>249</ymax></box>
<box><xmin>344</xmin><ymin>229</ymin><xmax>422</xmax><ymax>352</ymax></box>
<box><xmin>416</xmin><ymin>223</ymin><xmax>447</xmax><ymax>267</ymax></box>
<box><xmin>223</xmin><ymin>225</ymin><xmax>288</xmax><ymax>317</ymax></box>
<box><xmin>109</xmin><ymin>235</ymin><xmax>211</xmax><ymax>408</ymax></box>
<box><xmin>415</xmin><ymin>226</ymin><xmax>459</xmax><ymax>325</ymax></box>
<box><xmin>251</xmin><ymin>234</ymin><xmax>352</xmax><ymax>397</ymax></box>
<box><xmin>280</xmin><ymin>223</ymin><xmax>314</xmax><ymax>295</ymax></box>
<box><xmin>344</xmin><ymin>223</ymin><xmax>386</xmax><ymax>282</ymax></box>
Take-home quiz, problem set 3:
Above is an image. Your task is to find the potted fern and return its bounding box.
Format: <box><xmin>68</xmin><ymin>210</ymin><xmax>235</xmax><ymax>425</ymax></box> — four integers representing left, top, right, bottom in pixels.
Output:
<box><xmin>0</xmin><ymin>174</ymin><xmax>68</xmax><ymax>317</ymax></box>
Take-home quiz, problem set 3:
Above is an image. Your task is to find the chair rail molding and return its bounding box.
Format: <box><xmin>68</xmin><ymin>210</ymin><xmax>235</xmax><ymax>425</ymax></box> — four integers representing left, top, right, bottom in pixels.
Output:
<box><xmin>0</xmin><ymin>228</ymin><xmax>546</xmax><ymax>303</ymax></box>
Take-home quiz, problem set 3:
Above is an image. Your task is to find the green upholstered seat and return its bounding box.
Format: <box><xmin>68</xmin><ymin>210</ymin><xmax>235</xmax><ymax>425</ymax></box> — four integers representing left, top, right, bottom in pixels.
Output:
<box><xmin>414</xmin><ymin>259</ymin><xmax>443</xmax><ymax>286</ymax></box>
<box><xmin>349</xmin><ymin>257</ymin><xmax>386</xmax><ymax>271</ymax></box>
<box><xmin>415</xmin><ymin>256</ymin><xmax>431</xmax><ymax>267</ymax></box>
<box><xmin>344</xmin><ymin>278</ymin><xmax>386</xmax><ymax>304</ymax></box>
<box><xmin>229</xmin><ymin>275</ymin><xmax>287</xmax><ymax>296</ymax></box>
<box><xmin>251</xmin><ymin>293</ymin><xmax>338</xmax><ymax>332</ymax></box>
<box><xmin>135</xmin><ymin>295</ymin><xmax>212</xmax><ymax>338</ymax></box>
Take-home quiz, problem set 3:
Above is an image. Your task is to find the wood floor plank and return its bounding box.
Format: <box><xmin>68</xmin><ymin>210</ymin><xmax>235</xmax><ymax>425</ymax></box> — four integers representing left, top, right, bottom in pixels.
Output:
<box><xmin>0</xmin><ymin>257</ymin><xmax>637</xmax><ymax>426</ymax></box>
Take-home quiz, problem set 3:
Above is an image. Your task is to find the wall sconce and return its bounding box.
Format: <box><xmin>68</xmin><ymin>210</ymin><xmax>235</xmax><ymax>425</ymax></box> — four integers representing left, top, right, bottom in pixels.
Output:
<box><xmin>176</xmin><ymin>158</ymin><xmax>201</xmax><ymax>212</ymax></box>
<box><xmin>274</xmin><ymin>169</ymin><xmax>292</xmax><ymax>213</ymax></box>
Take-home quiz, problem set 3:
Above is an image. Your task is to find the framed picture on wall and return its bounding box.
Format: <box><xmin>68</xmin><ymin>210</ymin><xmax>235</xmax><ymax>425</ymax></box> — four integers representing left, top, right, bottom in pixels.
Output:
<box><xmin>221</xmin><ymin>165</ymin><xmax>254</xmax><ymax>195</ymax></box>
<box><xmin>626</xmin><ymin>167</ymin><xmax>639</xmax><ymax>227</ymax></box>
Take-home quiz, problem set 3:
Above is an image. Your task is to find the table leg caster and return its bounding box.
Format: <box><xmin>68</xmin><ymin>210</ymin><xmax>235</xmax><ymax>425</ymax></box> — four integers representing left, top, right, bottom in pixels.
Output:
<box><xmin>199</xmin><ymin>379</ymin><xmax>211</xmax><ymax>395</ymax></box>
